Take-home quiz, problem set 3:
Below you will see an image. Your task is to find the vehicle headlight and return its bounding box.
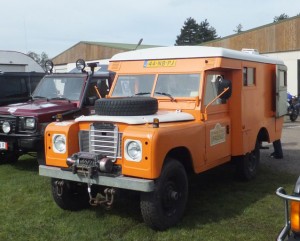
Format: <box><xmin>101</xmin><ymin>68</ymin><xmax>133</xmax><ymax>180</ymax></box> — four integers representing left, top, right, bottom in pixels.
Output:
<box><xmin>2</xmin><ymin>121</ymin><xmax>11</xmax><ymax>133</ymax></box>
<box><xmin>125</xmin><ymin>140</ymin><xmax>142</xmax><ymax>162</ymax></box>
<box><xmin>53</xmin><ymin>134</ymin><xmax>66</xmax><ymax>153</ymax></box>
<box><xmin>25</xmin><ymin>118</ymin><xmax>36</xmax><ymax>129</ymax></box>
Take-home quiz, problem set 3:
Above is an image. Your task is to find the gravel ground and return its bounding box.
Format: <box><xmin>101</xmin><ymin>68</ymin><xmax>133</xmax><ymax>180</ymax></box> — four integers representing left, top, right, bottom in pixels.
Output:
<box><xmin>261</xmin><ymin>118</ymin><xmax>300</xmax><ymax>175</ymax></box>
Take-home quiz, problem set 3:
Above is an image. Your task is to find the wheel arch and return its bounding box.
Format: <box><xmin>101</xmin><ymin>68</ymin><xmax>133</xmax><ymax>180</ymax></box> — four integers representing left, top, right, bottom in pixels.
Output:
<box><xmin>257</xmin><ymin>127</ymin><xmax>270</xmax><ymax>142</ymax></box>
<box><xmin>164</xmin><ymin>146</ymin><xmax>194</xmax><ymax>175</ymax></box>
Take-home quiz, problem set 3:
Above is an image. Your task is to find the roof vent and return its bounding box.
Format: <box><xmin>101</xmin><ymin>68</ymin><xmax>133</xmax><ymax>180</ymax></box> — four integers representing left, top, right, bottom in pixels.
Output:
<box><xmin>241</xmin><ymin>48</ymin><xmax>259</xmax><ymax>55</ymax></box>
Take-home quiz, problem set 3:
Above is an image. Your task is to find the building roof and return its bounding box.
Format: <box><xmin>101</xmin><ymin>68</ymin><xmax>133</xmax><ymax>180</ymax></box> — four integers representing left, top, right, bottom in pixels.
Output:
<box><xmin>0</xmin><ymin>50</ymin><xmax>44</xmax><ymax>72</ymax></box>
<box><xmin>51</xmin><ymin>41</ymin><xmax>163</xmax><ymax>65</ymax></box>
<box><xmin>81</xmin><ymin>41</ymin><xmax>162</xmax><ymax>50</ymax></box>
<box><xmin>110</xmin><ymin>46</ymin><xmax>284</xmax><ymax>65</ymax></box>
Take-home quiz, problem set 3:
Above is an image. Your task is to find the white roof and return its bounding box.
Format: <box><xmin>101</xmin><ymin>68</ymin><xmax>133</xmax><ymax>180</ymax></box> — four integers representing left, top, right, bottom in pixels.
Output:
<box><xmin>110</xmin><ymin>46</ymin><xmax>284</xmax><ymax>65</ymax></box>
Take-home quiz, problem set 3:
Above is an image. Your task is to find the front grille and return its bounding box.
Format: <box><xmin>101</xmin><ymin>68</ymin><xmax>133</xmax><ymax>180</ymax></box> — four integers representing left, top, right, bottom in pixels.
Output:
<box><xmin>78</xmin><ymin>123</ymin><xmax>122</xmax><ymax>162</ymax></box>
<box><xmin>0</xmin><ymin>115</ymin><xmax>17</xmax><ymax>134</ymax></box>
<box><xmin>0</xmin><ymin>115</ymin><xmax>37</xmax><ymax>134</ymax></box>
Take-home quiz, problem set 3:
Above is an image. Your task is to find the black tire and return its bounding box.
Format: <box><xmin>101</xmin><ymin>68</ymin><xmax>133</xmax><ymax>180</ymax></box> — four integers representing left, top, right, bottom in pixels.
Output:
<box><xmin>235</xmin><ymin>140</ymin><xmax>260</xmax><ymax>181</ymax></box>
<box><xmin>0</xmin><ymin>151</ymin><xmax>19</xmax><ymax>163</ymax></box>
<box><xmin>94</xmin><ymin>97</ymin><xmax>158</xmax><ymax>116</ymax></box>
<box><xmin>290</xmin><ymin>109</ymin><xmax>298</xmax><ymax>122</ymax></box>
<box><xmin>37</xmin><ymin>150</ymin><xmax>45</xmax><ymax>165</ymax></box>
<box><xmin>140</xmin><ymin>159</ymin><xmax>188</xmax><ymax>231</ymax></box>
<box><xmin>51</xmin><ymin>178</ymin><xmax>90</xmax><ymax>211</ymax></box>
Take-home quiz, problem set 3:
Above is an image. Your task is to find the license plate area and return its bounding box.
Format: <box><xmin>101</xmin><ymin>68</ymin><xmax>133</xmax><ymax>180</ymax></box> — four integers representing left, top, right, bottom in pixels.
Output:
<box><xmin>78</xmin><ymin>158</ymin><xmax>97</xmax><ymax>169</ymax></box>
<box><xmin>0</xmin><ymin>141</ymin><xmax>8</xmax><ymax>150</ymax></box>
<box><xmin>75</xmin><ymin>152</ymin><xmax>103</xmax><ymax>169</ymax></box>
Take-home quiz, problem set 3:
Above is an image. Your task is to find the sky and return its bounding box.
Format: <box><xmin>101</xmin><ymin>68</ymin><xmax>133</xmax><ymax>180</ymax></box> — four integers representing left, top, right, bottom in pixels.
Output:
<box><xmin>1</xmin><ymin>0</ymin><xmax>299</xmax><ymax>58</ymax></box>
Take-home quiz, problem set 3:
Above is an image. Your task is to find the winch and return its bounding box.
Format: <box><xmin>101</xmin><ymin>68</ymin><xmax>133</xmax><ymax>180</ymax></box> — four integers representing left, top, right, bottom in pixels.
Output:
<box><xmin>66</xmin><ymin>152</ymin><xmax>113</xmax><ymax>177</ymax></box>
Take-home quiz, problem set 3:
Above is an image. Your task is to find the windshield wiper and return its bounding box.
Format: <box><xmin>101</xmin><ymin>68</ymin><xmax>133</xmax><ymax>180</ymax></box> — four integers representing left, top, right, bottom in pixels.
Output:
<box><xmin>154</xmin><ymin>91</ymin><xmax>175</xmax><ymax>101</ymax></box>
<box><xmin>50</xmin><ymin>96</ymin><xmax>71</xmax><ymax>102</ymax></box>
<box><xmin>32</xmin><ymin>95</ymin><xmax>47</xmax><ymax>99</ymax></box>
<box><xmin>134</xmin><ymin>92</ymin><xmax>151</xmax><ymax>96</ymax></box>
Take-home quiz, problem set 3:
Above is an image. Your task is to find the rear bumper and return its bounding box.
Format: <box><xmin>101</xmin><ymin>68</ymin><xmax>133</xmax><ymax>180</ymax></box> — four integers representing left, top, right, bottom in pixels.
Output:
<box><xmin>39</xmin><ymin>165</ymin><xmax>155</xmax><ymax>192</ymax></box>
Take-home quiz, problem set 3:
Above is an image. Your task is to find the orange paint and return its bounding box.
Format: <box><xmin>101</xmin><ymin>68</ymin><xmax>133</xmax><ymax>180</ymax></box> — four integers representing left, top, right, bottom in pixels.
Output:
<box><xmin>44</xmin><ymin>47</ymin><xmax>286</xmax><ymax>180</ymax></box>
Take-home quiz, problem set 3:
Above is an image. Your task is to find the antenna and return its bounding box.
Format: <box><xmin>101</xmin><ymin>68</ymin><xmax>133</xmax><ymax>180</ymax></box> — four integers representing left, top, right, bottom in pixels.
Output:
<box><xmin>134</xmin><ymin>38</ymin><xmax>143</xmax><ymax>50</ymax></box>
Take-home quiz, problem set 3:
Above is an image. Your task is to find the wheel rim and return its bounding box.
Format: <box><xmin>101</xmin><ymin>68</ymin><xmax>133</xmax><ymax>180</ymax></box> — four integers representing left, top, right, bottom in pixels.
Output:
<box><xmin>162</xmin><ymin>179</ymin><xmax>181</xmax><ymax>217</ymax></box>
<box><xmin>247</xmin><ymin>148</ymin><xmax>259</xmax><ymax>172</ymax></box>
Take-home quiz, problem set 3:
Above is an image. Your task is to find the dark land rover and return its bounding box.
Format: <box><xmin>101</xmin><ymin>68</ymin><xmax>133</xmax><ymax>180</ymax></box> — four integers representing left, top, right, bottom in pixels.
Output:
<box><xmin>0</xmin><ymin>60</ymin><xmax>114</xmax><ymax>163</ymax></box>
<box><xmin>0</xmin><ymin>71</ymin><xmax>44</xmax><ymax>106</ymax></box>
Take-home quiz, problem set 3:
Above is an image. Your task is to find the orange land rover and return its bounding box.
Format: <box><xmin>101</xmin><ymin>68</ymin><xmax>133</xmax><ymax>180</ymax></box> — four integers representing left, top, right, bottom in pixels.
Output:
<box><xmin>39</xmin><ymin>46</ymin><xmax>287</xmax><ymax>230</ymax></box>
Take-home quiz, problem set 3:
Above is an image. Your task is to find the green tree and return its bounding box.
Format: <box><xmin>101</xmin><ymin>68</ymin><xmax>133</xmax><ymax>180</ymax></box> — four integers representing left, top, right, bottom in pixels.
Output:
<box><xmin>175</xmin><ymin>17</ymin><xmax>218</xmax><ymax>45</ymax></box>
<box><xmin>198</xmin><ymin>19</ymin><xmax>218</xmax><ymax>42</ymax></box>
<box><xmin>273</xmin><ymin>13</ymin><xmax>289</xmax><ymax>22</ymax></box>
<box><xmin>175</xmin><ymin>17</ymin><xmax>200</xmax><ymax>45</ymax></box>
<box><xmin>27</xmin><ymin>51</ymin><xmax>49</xmax><ymax>67</ymax></box>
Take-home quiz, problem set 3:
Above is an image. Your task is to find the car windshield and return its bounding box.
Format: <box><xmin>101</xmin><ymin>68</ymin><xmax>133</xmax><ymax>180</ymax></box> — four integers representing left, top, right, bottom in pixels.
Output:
<box><xmin>111</xmin><ymin>75</ymin><xmax>155</xmax><ymax>97</ymax></box>
<box><xmin>111</xmin><ymin>74</ymin><xmax>200</xmax><ymax>98</ymax></box>
<box><xmin>154</xmin><ymin>74</ymin><xmax>200</xmax><ymax>98</ymax></box>
<box><xmin>32</xmin><ymin>76</ymin><xmax>85</xmax><ymax>100</ymax></box>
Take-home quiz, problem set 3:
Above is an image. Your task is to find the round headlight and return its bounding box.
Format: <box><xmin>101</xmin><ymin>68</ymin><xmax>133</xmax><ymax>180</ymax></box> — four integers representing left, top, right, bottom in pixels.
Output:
<box><xmin>76</xmin><ymin>59</ymin><xmax>86</xmax><ymax>71</ymax></box>
<box><xmin>25</xmin><ymin>118</ymin><xmax>35</xmax><ymax>129</ymax></box>
<box><xmin>53</xmin><ymin>134</ymin><xmax>66</xmax><ymax>153</ymax></box>
<box><xmin>2</xmin><ymin>121</ymin><xmax>11</xmax><ymax>134</ymax></box>
<box><xmin>125</xmin><ymin>140</ymin><xmax>142</xmax><ymax>161</ymax></box>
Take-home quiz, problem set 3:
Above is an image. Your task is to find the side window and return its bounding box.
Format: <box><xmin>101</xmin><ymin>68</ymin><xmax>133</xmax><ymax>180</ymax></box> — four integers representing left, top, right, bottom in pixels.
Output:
<box><xmin>86</xmin><ymin>79</ymin><xmax>109</xmax><ymax>101</ymax></box>
<box><xmin>243</xmin><ymin>67</ymin><xmax>255</xmax><ymax>86</ymax></box>
<box><xmin>204</xmin><ymin>74</ymin><xmax>224</xmax><ymax>105</ymax></box>
<box><xmin>278</xmin><ymin>70</ymin><xmax>287</xmax><ymax>87</ymax></box>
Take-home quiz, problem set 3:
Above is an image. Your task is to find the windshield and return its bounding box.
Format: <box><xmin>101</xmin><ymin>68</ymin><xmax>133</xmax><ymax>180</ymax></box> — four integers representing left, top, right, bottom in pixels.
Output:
<box><xmin>111</xmin><ymin>75</ymin><xmax>155</xmax><ymax>97</ymax></box>
<box><xmin>154</xmin><ymin>74</ymin><xmax>200</xmax><ymax>98</ymax></box>
<box><xmin>32</xmin><ymin>76</ymin><xmax>85</xmax><ymax>100</ymax></box>
<box><xmin>111</xmin><ymin>74</ymin><xmax>200</xmax><ymax>98</ymax></box>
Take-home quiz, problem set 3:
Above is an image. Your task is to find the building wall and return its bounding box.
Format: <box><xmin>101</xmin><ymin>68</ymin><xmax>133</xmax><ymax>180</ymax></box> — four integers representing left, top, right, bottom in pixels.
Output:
<box><xmin>265</xmin><ymin>50</ymin><xmax>300</xmax><ymax>95</ymax></box>
<box><xmin>204</xmin><ymin>16</ymin><xmax>300</xmax><ymax>54</ymax></box>
<box><xmin>52</xmin><ymin>43</ymin><xmax>127</xmax><ymax>65</ymax></box>
<box><xmin>203</xmin><ymin>16</ymin><xmax>300</xmax><ymax>96</ymax></box>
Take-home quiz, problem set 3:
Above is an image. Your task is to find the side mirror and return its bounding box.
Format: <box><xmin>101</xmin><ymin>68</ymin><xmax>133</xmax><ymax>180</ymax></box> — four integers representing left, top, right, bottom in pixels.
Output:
<box><xmin>217</xmin><ymin>77</ymin><xmax>232</xmax><ymax>100</ymax></box>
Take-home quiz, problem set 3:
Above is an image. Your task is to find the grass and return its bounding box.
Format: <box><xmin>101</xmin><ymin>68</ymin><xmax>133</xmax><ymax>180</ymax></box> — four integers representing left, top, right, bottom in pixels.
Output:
<box><xmin>0</xmin><ymin>155</ymin><xmax>297</xmax><ymax>241</ymax></box>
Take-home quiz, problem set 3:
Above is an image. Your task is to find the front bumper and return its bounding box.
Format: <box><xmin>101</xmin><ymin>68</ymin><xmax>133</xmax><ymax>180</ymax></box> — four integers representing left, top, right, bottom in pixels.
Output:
<box><xmin>39</xmin><ymin>165</ymin><xmax>155</xmax><ymax>192</ymax></box>
<box><xmin>0</xmin><ymin>134</ymin><xmax>42</xmax><ymax>152</ymax></box>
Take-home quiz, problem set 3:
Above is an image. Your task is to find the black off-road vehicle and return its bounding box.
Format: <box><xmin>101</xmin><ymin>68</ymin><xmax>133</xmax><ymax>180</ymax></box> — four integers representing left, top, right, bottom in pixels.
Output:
<box><xmin>0</xmin><ymin>71</ymin><xmax>44</xmax><ymax>106</ymax></box>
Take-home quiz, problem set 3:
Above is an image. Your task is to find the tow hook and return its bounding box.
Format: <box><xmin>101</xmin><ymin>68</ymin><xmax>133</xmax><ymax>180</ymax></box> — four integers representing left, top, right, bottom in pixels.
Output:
<box><xmin>88</xmin><ymin>186</ymin><xmax>116</xmax><ymax>210</ymax></box>
<box><xmin>54</xmin><ymin>180</ymin><xmax>64</xmax><ymax>197</ymax></box>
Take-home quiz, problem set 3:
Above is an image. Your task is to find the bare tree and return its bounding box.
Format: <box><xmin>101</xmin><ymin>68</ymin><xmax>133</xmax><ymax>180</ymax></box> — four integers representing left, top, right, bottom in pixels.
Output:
<box><xmin>233</xmin><ymin>24</ymin><xmax>243</xmax><ymax>33</ymax></box>
<box><xmin>27</xmin><ymin>51</ymin><xmax>49</xmax><ymax>68</ymax></box>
